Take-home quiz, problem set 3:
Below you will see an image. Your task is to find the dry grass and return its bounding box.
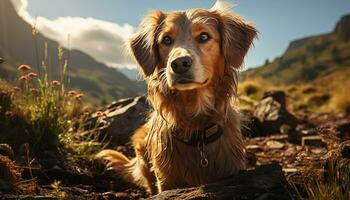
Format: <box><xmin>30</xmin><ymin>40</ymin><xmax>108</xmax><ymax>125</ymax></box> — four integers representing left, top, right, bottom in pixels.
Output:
<box><xmin>293</xmin><ymin>155</ymin><xmax>350</xmax><ymax>200</ymax></box>
<box><xmin>239</xmin><ymin>67</ymin><xmax>350</xmax><ymax>114</ymax></box>
<box><xmin>330</xmin><ymin>88</ymin><xmax>350</xmax><ymax>114</ymax></box>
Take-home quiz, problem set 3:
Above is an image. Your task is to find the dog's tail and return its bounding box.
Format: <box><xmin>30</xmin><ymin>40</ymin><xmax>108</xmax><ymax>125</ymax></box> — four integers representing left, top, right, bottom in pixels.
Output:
<box><xmin>95</xmin><ymin>150</ymin><xmax>139</xmax><ymax>184</ymax></box>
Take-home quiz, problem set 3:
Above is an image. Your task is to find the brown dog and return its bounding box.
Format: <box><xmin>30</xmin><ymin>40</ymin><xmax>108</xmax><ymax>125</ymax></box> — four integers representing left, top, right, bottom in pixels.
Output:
<box><xmin>96</xmin><ymin>2</ymin><xmax>257</xmax><ymax>194</ymax></box>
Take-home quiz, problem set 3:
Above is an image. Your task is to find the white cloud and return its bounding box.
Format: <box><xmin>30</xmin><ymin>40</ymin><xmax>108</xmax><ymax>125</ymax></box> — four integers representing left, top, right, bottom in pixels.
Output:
<box><xmin>10</xmin><ymin>0</ymin><xmax>137</xmax><ymax>69</ymax></box>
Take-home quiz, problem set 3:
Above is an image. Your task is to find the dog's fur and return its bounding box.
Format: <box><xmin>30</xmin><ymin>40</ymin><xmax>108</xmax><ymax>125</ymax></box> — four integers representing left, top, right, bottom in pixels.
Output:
<box><xmin>96</xmin><ymin>2</ymin><xmax>257</xmax><ymax>194</ymax></box>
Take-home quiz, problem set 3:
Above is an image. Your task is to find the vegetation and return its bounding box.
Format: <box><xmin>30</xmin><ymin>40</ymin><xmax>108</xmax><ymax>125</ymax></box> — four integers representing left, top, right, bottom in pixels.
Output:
<box><xmin>240</xmin><ymin>15</ymin><xmax>350</xmax><ymax>114</ymax></box>
<box><xmin>293</xmin><ymin>154</ymin><xmax>350</xmax><ymax>200</ymax></box>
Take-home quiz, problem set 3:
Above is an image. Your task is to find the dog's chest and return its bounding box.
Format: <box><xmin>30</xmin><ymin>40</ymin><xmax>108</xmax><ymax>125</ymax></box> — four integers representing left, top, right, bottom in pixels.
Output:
<box><xmin>151</xmin><ymin>135</ymin><xmax>241</xmax><ymax>188</ymax></box>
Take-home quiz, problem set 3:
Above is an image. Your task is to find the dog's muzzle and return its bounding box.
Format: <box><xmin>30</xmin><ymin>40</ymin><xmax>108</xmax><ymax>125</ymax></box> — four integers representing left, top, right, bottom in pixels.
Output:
<box><xmin>170</xmin><ymin>56</ymin><xmax>192</xmax><ymax>75</ymax></box>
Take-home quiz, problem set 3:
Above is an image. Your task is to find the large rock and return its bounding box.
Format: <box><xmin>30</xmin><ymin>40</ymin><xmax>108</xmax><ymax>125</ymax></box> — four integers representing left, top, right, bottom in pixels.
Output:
<box><xmin>335</xmin><ymin>14</ymin><xmax>350</xmax><ymax>40</ymax></box>
<box><xmin>149</xmin><ymin>164</ymin><xmax>291</xmax><ymax>200</ymax></box>
<box><xmin>241</xmin><ymin>110</ymin><xmax>264</xmax><ymax>138</ymax></box>
<box><xmin>254</xmin><ymin>91</ymin><xmax>297</xmax><ymax>136</ymax></box>
<box><xmin>87</xmin><ymin>96</ymin><xmax>150</xmax><ymax>146</ymax></box>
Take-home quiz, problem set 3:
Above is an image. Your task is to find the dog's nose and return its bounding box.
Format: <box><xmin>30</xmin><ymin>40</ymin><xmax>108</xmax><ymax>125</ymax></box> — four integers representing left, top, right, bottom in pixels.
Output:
<box><xmin>171</xmin><ymin>56</ymin><xmax>192</xmax><ymax>74</ymax></box>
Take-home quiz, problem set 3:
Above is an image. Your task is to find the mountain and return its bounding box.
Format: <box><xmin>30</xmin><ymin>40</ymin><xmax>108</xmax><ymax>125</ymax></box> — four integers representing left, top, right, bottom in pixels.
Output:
<box><xmin>0</xmin><ymin>0</ymin><xmax>145</xmax><ymax>103</ymax></box>
<box><xmin>118</xmin><ymin>68</ymin><xmax>140</xmax><ymax>80</ymax></box>
<box><xmin>243</xmin><ymin>14</ymin><xmax>350</xmax><ymax>84</ymax></box>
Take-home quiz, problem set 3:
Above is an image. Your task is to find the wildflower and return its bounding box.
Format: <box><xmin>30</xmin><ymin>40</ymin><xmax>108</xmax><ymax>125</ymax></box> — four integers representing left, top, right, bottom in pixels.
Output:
<box><xmin>17</xmin><ymin>64</ymin><xmax>31</xmax><ymax>71</ymax></box>
<box><xmin>19</xmin><ymin>76</ymin><xmax>28</xmax><ymax>82</ymax></box>
<box><xmin>29</xmin><ymin>88</ymin><xmax>39</xmax><ymax>93</ymax></box>
<box><xmin>51</xmin><ymin>80</ymin><xmax>61</xmax><ymax>87</ymax></box>
<box><xmin>67</xmin><ymin>90</ymin><xmax>77</xmax><ymax>97</ymax></box>
<box><xmin>75</xmin><ymin>93</ymin><xmax>84</xmax><ymax>101</ymax></box>
<box><xmin>27</xmin><ymin>72</ymin><xmax>38</xmax><ymax>79</ymax></box>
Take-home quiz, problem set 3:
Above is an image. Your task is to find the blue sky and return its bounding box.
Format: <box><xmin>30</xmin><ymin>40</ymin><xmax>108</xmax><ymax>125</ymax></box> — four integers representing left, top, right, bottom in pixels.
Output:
<box><xmin>23</xmin><ymin>0</ymin><xmax>350</xmax><ymax>68</ymax></box>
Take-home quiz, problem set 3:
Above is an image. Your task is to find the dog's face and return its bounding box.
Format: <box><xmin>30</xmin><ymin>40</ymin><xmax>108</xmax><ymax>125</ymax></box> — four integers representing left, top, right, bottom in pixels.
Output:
<box><xmin>130</xmin><ymin>3</ymin><xmax>256</xmax><ymax>92</ymax></box>
<box><xmin>157</xmin><ymin>12</ymin><xmax>221</xmax><ymax>90</ymax></box>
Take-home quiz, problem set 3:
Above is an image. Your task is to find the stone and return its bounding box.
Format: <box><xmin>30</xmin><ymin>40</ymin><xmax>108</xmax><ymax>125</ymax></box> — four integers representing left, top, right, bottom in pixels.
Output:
<box><xmin>254</xmin><ymin>91</ymin><xmax>297</xmax><ymax>136</ymax></box>
<box><xmin>262</xmin><ymin>90</ymin><xmax>286</xmax><ymax>108</ymax></box>
<box><xmin>149</xmin><ymin>164</ymin><xmax>291</xmax><ymax>200</ymax></box>
<box><xmin>336</xmin><ymin>121</ymin><xmax>350</xmax><ymax>141</ymax></box>
<box><xmin>0</xmin><ymin>144</ymin><xmax>14</xmax><ymax>160</ymax></box>
<box><xmin>281</xmin><ymin>124</ymin><xmax>301</xmax><ymax>144</ymax></box>
<box><xmin>266</xmin><ymin>140</ymin><xmax>285</xmax><ymax>149</ymax></box>
<box><xmin>0</xmin><ymin>57</ymin><xmax>4</xmax><ymax>64</ymax></box>
<box><xmin>241</xmin><ymin>109</ymin><xmax>264</xmax><ymax>137</ymax></box>
<box><xmin>85</xmin><ymin>96</ymin><xmax>150</xmax><ymax>146</ymax></box>
<box><xmin>340</xmin><ymin>140</ymin><xmax>350</xmax><ymax>159</ymax></box>
<box><xmin>301</xmin><ymin>136</ymin><xmax>325</xmax><ymax>147</ymax></box>
<box><xmin>310</xmin><ymin>148</ymin><xmax>327</xmax><ymax>154</ymax></box>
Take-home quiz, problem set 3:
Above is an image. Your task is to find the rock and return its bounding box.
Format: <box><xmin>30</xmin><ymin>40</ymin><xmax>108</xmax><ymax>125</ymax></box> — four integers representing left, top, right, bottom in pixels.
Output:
<box><xmin>335</xmin><ymin>14</ymin><xmax>350</xmax><ymax>40</ymax></box>
<box><xmin>149</xmin><ymin>164</ymin><xmax>291</xmax><ymax>200</ymax></box>
<box><xmin>340</xmin><ymin>140</ymin><xmax>350</xmax><ymax>159</ymax></box>
<box><xmin>262</xmin><ymin>90</ymin><xmax>286</xmax><ymax>108</ymax></box>
<box><xmin>266</xmin><ymin>140</ymin><xmax>285</xmax><ymax>149</ymax></box>
<box><xmin>86</xmin><ymin>96</ymin><xmax>150</xmax><ymax>146</ymax></box>
<box><xmin>254</xmin><ymin>91</ymin><xmax>297</xmax><ymax>136</ymax></box>
<box><xmin>336</xmin><ymin>121</ymin><xmax>350</xmax><ymax>141</ymax></box>
<box><xmin>0</xmin><ymin>144</ymin><xmax>14</xmax><ymax>160</ymax></box>
<box><xmin>301</xmin><ymin>136</ymin><xmax>325</xmax><ymax>147</ymax></box>
<box><xmin>0</xmin><ymin>57</ymin><xmax>4</xmax><ymax>64</ymax></box>
<box><xmin>285</xmin><ymin>123</ymin><xmax>318</xmax><ymax>145</ymax></box>
<box><xmin>281</xmin><ymin>124</ymin><xmax>301</xmax><ymax>144</ymax></box>
<box><xmin>246</xmin><ymin>145</ymin><xmax>263</xmax><ymax>152</ymax></box>
<box><xmin>241</xmin><ymin>110</ymin><xmax>264</xmax><ymax>137</ymax></box>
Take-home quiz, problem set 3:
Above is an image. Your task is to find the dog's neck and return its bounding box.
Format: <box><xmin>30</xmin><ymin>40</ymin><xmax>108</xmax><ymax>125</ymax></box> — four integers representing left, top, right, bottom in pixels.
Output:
<box><xmin>149</xmin><ymin>85</ymin><xmax>233</xmax><ymax>134</ymax></box>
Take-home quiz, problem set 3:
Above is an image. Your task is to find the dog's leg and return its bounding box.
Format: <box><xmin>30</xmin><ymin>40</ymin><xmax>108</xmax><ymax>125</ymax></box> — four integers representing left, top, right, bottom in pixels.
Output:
<box><xmin>96</xmin><ymin>126</ymin><xmax>157</xmax><ymax>194</ymax></box>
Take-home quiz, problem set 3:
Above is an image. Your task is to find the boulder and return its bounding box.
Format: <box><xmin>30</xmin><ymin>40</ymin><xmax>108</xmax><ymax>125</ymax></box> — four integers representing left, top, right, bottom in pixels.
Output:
<box><xmin>87</xmin><ymin>96</ymin><xmax>150</xmax><ymax>146</ymax></box>
<box><xmin>254</xmin><ymin>91</ymin><xmax>297</xmax><ymax>136</ymax></box>
<box><xmin>240</xmin><ymin>110</ymin><xmax>264</xmax><ymax>137</ymax></box>
<box><xmin>149</xmin><ymin>164</ymin><xmax>291</xmax><ymax>200</ymax></box>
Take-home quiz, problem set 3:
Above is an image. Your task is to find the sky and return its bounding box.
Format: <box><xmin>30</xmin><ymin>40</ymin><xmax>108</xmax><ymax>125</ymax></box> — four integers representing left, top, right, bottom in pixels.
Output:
<box><xmin>10</xmin><ymin>0</ymin><xmax>350</xmax><ymax>70</ymax></box>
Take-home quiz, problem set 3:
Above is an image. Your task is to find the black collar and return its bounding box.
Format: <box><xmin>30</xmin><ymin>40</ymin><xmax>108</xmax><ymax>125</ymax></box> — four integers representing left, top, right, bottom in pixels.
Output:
<box><xmin>171</xmin><ymin>124</ymin><xmax>224</xmax><ymax>146</ymax></box>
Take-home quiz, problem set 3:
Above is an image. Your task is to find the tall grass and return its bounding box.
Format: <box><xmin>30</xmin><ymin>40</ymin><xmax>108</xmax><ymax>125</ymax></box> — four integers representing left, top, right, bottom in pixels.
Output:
<box><xmin>293</xmin><ymin>155</ymin><xmax>350</xmax><ymax>200</ymax></box>
<box><xmin>0</xmin><ymin>23</ymin><xmax>104</xmax><ymax>156</ymax></box>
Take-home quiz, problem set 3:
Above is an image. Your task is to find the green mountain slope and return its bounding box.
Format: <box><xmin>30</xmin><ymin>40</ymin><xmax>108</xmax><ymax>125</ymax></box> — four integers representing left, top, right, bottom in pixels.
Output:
<box><xmin>0</xmin><ymin>0</ymin><xmax>145</xmax><ymax>103</ymax></box>
<box><xmin>243</xmin><ymin>14</ymin><xmax>350</xmax><ymax>84</ymax></box>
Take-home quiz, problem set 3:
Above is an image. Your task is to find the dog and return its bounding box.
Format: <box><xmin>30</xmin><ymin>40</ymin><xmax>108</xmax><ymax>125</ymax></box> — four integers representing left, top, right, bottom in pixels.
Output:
<box><xmin>96</xmin><ymin>1</ymin><xmax>257</xmax><ymax>195</ymax></box>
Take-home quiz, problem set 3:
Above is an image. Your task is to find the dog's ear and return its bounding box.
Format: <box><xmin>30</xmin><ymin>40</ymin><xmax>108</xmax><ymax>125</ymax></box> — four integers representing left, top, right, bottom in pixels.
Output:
<box><xmin>129</xmin><ymin>11</ymin><xmax>165</xmax><ymax>77</ymax></box>
<box><xmin>212</xmin><ymin>2</ymin><xmax>257</xmax><ymax>69</ymax></box>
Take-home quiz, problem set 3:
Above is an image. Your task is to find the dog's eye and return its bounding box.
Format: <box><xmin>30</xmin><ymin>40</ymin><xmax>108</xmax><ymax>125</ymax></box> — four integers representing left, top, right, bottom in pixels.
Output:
<box><xmin>162</xmin><ymin>36</ymin><xmax>173</xmax><ymax>46</ymax></box>
<box><xmin>198</xmin><ymin>32</ymin><xmax>210</xmax><ymax>43</ymax></box>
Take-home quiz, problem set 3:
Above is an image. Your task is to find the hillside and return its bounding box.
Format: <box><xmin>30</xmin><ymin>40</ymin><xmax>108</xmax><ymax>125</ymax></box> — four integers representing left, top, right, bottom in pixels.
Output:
<box><xmin>243</xmin><ymin>14</ymin><xmax>350</xmax><ymax>84</ymax></box>
<box><xmin>0</xmin><ymin>0</ymin><xmax>145</xmax><ymax>103</ymax></box>
<box><xmin>240</xmin><ymin>14</ymin><xmax>350</xmax><ymax>114</ymax></box>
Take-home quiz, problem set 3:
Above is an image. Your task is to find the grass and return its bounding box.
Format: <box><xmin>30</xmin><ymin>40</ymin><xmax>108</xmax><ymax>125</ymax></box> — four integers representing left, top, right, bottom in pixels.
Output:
<box><xmin>0</xmin><ymin>21</ymin><xmax>105</xmax><ymax>155</ymax></box>
<box><xmin>0</xmin><ymin>25</ymin><xmax>107</xmax><ymax>195</ymax></box>
<box><xmin>293</xmin><ymin>155</ymin><xmax>350</xmax><ymax>200</ymax></box>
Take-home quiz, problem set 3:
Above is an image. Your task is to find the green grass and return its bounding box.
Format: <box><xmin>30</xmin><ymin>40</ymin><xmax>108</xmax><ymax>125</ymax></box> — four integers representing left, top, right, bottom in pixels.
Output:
<box><xmin>0</xmin><ymin>25</ymin><xmax>104</xmax><ymax>155</ymax></box>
